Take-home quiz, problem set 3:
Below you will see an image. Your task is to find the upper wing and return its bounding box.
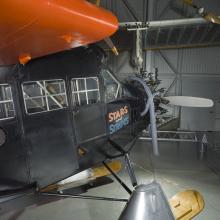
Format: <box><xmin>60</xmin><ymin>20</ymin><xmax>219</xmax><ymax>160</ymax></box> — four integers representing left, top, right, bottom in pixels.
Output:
<box><xmin>0</xmin><ymin>0</ymin><xmax>118</xmax><ymax>65</ymax></box>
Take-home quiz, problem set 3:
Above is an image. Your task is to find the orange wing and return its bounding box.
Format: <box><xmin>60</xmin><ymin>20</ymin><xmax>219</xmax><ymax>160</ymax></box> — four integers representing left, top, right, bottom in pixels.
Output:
<box><xmin>0</xmin><ymin>0</ymin><xmax>118</xmax><ymax>65</ymax></box>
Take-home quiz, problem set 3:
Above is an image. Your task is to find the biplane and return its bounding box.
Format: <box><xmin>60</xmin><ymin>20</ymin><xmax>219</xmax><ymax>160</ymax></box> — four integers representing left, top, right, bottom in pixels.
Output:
<box><xmin>0</xmin><ymin>0</ymin><xmax>151</xmax><ymax>215</ymax></box>
<box><xmin>0</xmin><ymin>0</ymin><xmax>212</xmax><ymax>219</ymax></box>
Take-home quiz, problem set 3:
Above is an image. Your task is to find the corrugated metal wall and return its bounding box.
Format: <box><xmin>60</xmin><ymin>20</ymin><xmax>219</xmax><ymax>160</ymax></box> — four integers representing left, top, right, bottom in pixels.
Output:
<box><xmin>102</xmin><ymin>0</ymin><xmax>220</xmax><ymax>131</ymax></box>
<box><xmin>181</xmin><ymin>47</ymin><xmax>220</xmax><ymax>74</ymax></box>
<box><xmin>152</xmin><ymin>46</ymin><xmax>220</xmax><ymax>131</ymax></box>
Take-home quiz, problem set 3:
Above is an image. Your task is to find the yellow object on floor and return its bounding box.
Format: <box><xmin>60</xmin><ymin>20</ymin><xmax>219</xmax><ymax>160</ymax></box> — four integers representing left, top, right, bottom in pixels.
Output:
<box><xmin>41</xmin><ymin>160</ymin><xmax>122</xmax><ymax>192</ymax></box>
<box><xmin>169</xmin><ymin>190</ymin><xmax>205</xmax><ymax>220</ymax></box>
<box><xmin>93</xmin><ymin>161</ymin><xmax>122</xmax><ymax>178</ymax></box>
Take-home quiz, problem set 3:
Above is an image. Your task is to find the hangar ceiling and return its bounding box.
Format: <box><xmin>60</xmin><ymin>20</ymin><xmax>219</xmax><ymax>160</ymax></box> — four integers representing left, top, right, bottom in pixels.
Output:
<box><xmin>99</xmin><ymin>0</ymin><xmax>220</xmax><ymax>22</ymax></box>
<box><xmin>98</xmin><ymin>0</ymin><xmax>220</xmax><ymax>50</ymax></box>
<box><xmin>145</xmin><ymin>23</ymin><xmax>220</xmax><ymax>50</ymax></box>
<box><xmin>102</xmin><ymin>21</ymin><xmax>220</xmax><ymax>51</ymax></box>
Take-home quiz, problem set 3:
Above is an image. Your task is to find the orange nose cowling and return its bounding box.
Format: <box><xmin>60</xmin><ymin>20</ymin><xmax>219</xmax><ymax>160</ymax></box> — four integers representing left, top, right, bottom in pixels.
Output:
<box><xmin>0</xmin><ymin>0</ymin><xmax>118</xmax><ymax>65</ymax></box>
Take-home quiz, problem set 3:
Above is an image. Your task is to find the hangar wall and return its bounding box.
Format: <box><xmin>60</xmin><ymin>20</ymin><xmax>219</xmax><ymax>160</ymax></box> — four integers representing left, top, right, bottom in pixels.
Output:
<box><xmin>152</xmin><ymin>47</ymin><xmax>220</xmax><ymax>131</ymax></box>
<box><xmin>102</xmin><ymin>0</ymin><xmax>220</xmax><ymax>131</ymax></box>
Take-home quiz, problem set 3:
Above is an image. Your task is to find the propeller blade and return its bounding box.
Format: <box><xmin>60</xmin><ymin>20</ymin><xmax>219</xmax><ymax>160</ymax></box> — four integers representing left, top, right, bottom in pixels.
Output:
<box><xmin>203</xmin><ymin>13</ymin><xmax>220</xmax><ymax>24</ymax></box>
<box><xmin>104</xmin><ymin>38</ymin><xmax>119</xmax><ymax>56</ymax></box>
<box><xmin>183</xmin><ymin>0</ymin><xmax>220</xmax><ymax>25</ymax></box>
<box><xmin>164</xmin><ymin>96</ymin><xmax>214</xmax><ymax>107</ymax></box>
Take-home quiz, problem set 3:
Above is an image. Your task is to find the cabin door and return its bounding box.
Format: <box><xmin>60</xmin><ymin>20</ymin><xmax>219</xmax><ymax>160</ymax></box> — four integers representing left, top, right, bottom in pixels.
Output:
<box><xmin>21</xmin><ymin>79</ymin><xmax>79</xmax><ymax>187</ymax></box>
<box><xmin>0</xmin><ymin>83</ymin><xmax>29</xmax><ymax>183</ymax></box>
<box><xmin>71</xmin><ymin>77</ymin><xmax>106</xmax><ymax>144</ymax></box>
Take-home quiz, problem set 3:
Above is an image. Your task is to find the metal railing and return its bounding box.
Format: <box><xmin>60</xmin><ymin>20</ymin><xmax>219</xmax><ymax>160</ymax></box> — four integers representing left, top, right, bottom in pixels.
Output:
<box><xmin>140</xmin><ymin>130</ymin><xmax>199</xmax><ymax>142</ymax></box>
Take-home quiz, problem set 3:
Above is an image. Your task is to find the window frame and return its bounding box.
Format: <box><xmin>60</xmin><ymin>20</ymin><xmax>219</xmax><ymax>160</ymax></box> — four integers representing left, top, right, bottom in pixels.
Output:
<box><xmin>71</xmin><ymin>77</ymin><xmax>101</xmax><ymax>107</ymax></box>
<box><xmin>101</xmin><ymin>68</ymin><xmax>122</xmax><ymax>103</ymax></box>
<box><xmin>22</xmin><ymin>79</ymin><xmax>68</xmax><ymax>115</ymax></box>
<box><xmin>0</xmin><ymin>83</ymin><xmax>15</xmax><ymax>121</ymax></box>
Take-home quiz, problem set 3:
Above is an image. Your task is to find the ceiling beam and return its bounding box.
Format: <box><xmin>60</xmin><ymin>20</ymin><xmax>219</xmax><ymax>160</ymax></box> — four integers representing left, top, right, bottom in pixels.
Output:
<box><xmin>120</xmin><ymin>16</ymin><xmax>220</xmax><ymax>29</ymax></box>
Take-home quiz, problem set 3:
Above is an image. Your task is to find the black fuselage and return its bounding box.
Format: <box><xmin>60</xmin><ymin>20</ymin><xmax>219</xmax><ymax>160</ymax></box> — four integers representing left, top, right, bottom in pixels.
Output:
<box><xmin>0</xmin><ymin>46</ymin><xmax>147</xmax><ymax>189</ymax></box>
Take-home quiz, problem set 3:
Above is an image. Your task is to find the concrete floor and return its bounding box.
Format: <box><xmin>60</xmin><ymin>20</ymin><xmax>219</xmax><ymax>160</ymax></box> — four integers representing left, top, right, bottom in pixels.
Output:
<box><xmin>1</xmin><ymin>140</ymin><xmax>220</xmax><ymax>220</ymax></box>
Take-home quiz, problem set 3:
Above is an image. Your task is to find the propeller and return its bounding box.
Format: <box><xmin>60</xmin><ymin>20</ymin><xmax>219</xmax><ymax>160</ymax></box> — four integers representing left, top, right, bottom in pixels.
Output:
<box><xmin>163</xmin><ymin>96</ymin><xmax>214</xmax><ymax>108</ymax></box>
<box><xmin>203</xmin><ymin>13</ymin><xmax>220</xmax><ymax>25</ymax></box>
<box><xmin>183</xmin><ymin>0</ymin><xmax>220</xmax><ymax>24</ymax></box>
<box><xmin>141</xmin><ymin>69</ymin><xmax>214</xmax><ymax>108</ymax></box>
<box><xmin>104</xmin><ymin>38</ymin><xmax>119</xmax><ymax>56</ymax></box>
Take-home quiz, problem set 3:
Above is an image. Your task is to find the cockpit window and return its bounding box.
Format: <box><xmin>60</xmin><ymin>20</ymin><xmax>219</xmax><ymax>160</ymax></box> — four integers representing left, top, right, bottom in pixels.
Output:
<box><xmin>22</xmin><ymin>79</ymin><xmax>68</xmax><ymax>115</ymax></box>
<box><xmin>101</xmin><ymin>69</ymin><xmax>121</xmax><ymax>103</ymax></box>
<box><xmin>0</xmin><ymin>84</ymin><xmax>15</xmax><ymax>120</ymax></box>
<box><xmin>71</xmin><ymin>77</ymin><xmax>100</xmax><ymax>107</ymax></box>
